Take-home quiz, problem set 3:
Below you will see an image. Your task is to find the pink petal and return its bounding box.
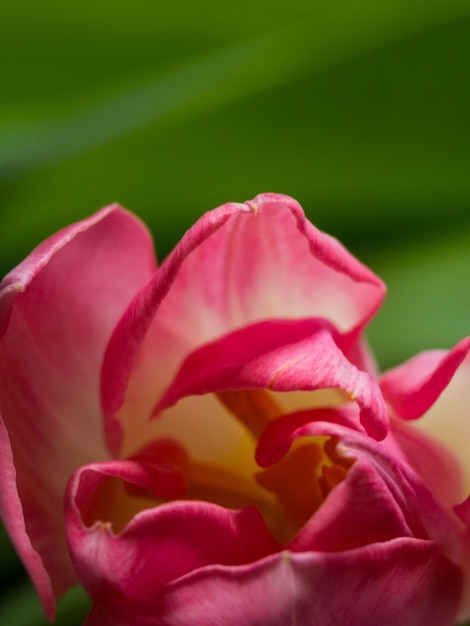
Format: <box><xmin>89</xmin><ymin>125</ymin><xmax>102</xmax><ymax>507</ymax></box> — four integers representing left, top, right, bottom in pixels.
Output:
<box><xmin>455</xmin><ymin>496</ymin><xmax>470</xmax><ymax>527</ymax></box>
<box><xmin>65</xmin><ymin>460</ymin><xmax>281</xmax><ymax>601</ymax></box>
<box><xmin>380</xmin><ymin>337</ymin><xmax>470</xmax><ymax>420</ymax></box>
<box><xmin>102</xmin><ymin>193</ymin><xmax>385</xmax><ymax>455</ymax></box>
<box><xmin>380</xmin><ymin>342</ymin><xmax>470</xmax><ymax>621</ymax></box>
<box><xmin>254</xmin><ymin>408</ymin><xmax>359</xmax><ymax>469</ymax></box>
<box><xmin>256</xmin><ymin>408</ymin><xmax>465</xmax><ymax>567</ymax></box>
<box><xmin>288</xmin><ymin>458</ymin><xmax>414</xmax><ymax>553</ymax></box>
<box><xmin>84</xmin><ymin>539</ymin><xmax>461</xmax><ymax>626</ymax></box>
<box><xmin>0</xmin><ymin>206</ymin><xmax>155</xmax><ymax>614</ymax></box>
<box><xmin>257</xmin><ymin>410</ymin><xmax>414</xmax><ymax>555</ymax></box>
<box><xmin>452</xmin><ymin>496</ymin><xmax>470</xmax><ymax>621</ymax></box>
<box><xmin>0</xmin><ymin>419</ymin><xmax>55</xmax><ymax>618</ymax></box>
<box><xmin>380</xmin><ymin>338</ymin><xmax>470</xmax><ymax>492</ymax></box>
<box><xmin>389</xmin><ymin>417</ymin><xmax>464</xmax><ymax>513</ymax></box>
<box><xmin>155</xmin><ymin>320</ymin><xmax>388</xmax><ymax>440</ymax></box>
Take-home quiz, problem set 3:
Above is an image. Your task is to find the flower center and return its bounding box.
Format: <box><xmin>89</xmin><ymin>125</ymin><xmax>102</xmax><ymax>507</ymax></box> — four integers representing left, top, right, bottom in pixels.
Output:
<box><xmin>83</xmin><ymin>390</ymin><xmax>354</xmax><ymax>544</ymax></box>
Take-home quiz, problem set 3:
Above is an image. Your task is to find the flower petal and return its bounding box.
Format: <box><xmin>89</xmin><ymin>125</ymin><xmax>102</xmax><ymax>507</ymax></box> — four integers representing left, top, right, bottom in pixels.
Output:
<box><xmin>102</xmin><ymin>193</ymin><xmax>385</xmax><ymax>455</ymax></box>
<box><xmin>389</xmin><ymin>417</ymin><xmax>463</xmax><ymax>512</ymax></box>
<box><xmin>255</xmin><ymin>407</ymin><xmax>465</xmax><ymax>569</ymax></box>
<box><xmin>0</xmin><ymin>206</ymin><xmax>155</xmax><ymax>613</ymax></box>
<box><xmin>0</xmin><ymin>418</ymin><xmax>55</xmax><ymax>618</ymax></box>
<box><xmin>65</xmin><ymin>461</ymin><xmax>281</xmax><ymax>602</ymax></box>
<box><xmin>83</xmin><ymin>540</ymin><xmax>461</xmax><ymax>626</ymax></box>
<box><xmin>451</xmin><ymin>497</ymin><xmax>470</xmax><ymax>620</ymax></box>
<box><xmin>288</xmin><ymin>458</ymin><xmax>414</xmax><ymax>553</ymax></box>
<box><xmin>380</xmin><ymin>338</ymin><xmax>470</xmax><ymax>489</ymax></box>
<box><xmin>155</xmin><ymin>320</ymin><xmax>388</xmax><ymax>440</ymax></box>
<box><xmin>380</xmin><ymin>338</ymin><xmax>470</xmax><ymax>420</ymax></box>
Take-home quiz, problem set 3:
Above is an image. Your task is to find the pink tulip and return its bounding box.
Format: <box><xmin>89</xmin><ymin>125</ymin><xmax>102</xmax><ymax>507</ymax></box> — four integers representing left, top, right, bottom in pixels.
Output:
<box><xmin>0</xmin><ymin>193</ymin><xmax>468</xmax><ymax>625</ymax></box>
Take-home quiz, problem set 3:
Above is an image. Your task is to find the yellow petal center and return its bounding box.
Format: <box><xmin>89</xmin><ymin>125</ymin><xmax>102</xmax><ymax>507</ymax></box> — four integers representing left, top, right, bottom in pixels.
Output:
<box><xmin>83</xmin><ymin>389</ymin><xmax>354</xmax><ymax>543</ymax></box>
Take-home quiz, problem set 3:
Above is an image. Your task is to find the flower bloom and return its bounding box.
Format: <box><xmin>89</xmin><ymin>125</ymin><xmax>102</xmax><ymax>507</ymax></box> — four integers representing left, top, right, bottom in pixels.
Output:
<box><xmin>1</xmin><ymin>193</ymin><xmax>470</xmax><ymax>625</ymax></box>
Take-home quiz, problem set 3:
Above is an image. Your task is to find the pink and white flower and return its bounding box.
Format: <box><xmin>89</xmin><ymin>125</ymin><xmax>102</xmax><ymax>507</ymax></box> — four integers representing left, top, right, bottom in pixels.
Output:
<box><xmin>0</xmin><ymin>193</ymin><xmax>469</xmax><ymax>625</ymax></box>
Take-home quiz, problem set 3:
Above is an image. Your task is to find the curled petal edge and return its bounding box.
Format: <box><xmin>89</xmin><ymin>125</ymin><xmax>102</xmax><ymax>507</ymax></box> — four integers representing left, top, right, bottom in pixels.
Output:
<box><xmin>380</xmin><ymin>337</ymin><xmax>470</xmax><ymax>420</ymax></box>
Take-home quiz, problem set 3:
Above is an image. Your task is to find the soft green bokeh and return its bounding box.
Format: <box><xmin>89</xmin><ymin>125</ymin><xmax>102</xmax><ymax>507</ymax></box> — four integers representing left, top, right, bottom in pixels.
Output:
<box><xmin>1</xmin><ymin>0</ymin><xmax>470</xmax><ymax>622</ymax></box>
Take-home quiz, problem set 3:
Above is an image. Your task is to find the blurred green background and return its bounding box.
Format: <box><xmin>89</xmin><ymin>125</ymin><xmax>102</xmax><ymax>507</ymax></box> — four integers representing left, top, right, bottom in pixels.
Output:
<box><xmin>1</xmin><ymin>0</ymin><xmax>470</xmax><ymax>623</ymax></box>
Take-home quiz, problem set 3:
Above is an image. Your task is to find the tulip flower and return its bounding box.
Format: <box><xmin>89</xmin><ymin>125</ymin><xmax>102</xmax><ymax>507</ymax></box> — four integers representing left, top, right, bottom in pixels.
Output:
<box><xmin>0</xmin><ymin>193</ymin><xmax>469</xmax><ymax>625</ymax></box>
